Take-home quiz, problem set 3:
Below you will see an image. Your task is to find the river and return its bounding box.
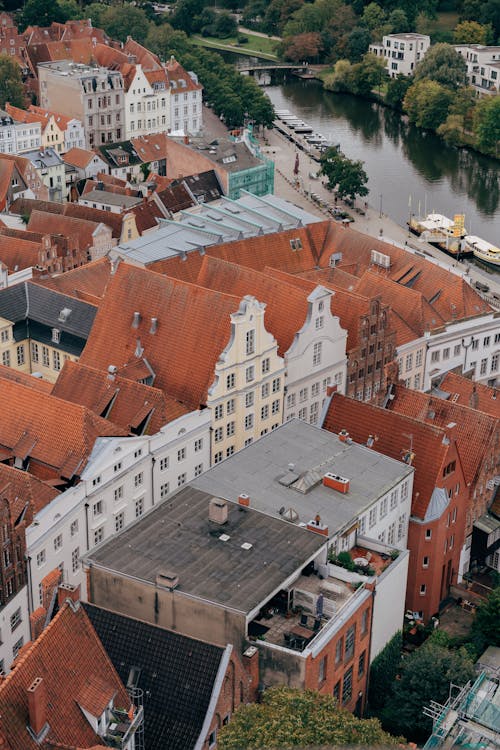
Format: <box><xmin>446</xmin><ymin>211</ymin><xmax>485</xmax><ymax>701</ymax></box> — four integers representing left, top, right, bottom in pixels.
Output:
<box><xmin>262</xmin><ymin>78</ymin><xmax>500</xmax><ymax>252</ymax></box>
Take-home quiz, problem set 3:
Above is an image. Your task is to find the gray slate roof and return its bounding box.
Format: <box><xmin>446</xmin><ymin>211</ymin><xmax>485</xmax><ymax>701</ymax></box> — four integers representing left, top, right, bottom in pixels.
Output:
<box><xmin>193</xmin><ymin>420</ymin><xmax>413</xmax><ymax>535</ymax></box>
<box><xmin>81</xmin><ymin>190</ymin><xmax>142</xmax><ymax>209</ymax></box>
<box><xmin>84</xmin><ymin>603</ymin><xmax>226</xmax><ymax>750</ymax></box>
<box><xmin>85</xmin><ymin>484</ymin><xmax>324</xmax><ymax>614</ymax></box>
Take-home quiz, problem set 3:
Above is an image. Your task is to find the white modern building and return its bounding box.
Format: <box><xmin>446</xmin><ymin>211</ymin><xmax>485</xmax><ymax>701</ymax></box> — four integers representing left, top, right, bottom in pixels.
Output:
<box><xmin>25</xmin><ymin>409</ymin><xmax>211</xmax><ymax>610</ymax></box>
<box><xmin>454</xmin><ymin>44</ymin><xmax>500</xmax><ymax>94</ymax></box>
<box><xmin>0</xmin><ymin>109</ymin><xmax>42</xmax><ymax>154</ymax></box>
<box><xmin>125</xmin><ymin>64</ymin><xmax>170</xmax><ymax>139</ymax></box>
<box><xmin>369</xmin><ymin>33</ymin><xmax>431</xmax><ymax>77</ymax></box>
<box><xmin>0</xmin><ymin>589</ymin><xmax>31</xmax><ymax>674</ymax></box>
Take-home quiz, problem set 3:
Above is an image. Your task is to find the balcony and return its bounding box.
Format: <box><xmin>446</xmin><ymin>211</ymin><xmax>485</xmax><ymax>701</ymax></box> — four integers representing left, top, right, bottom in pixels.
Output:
<box><xmin>104</xmin><ymin>705</ymin><xmax>144</xmax><ymax>749</ymax></box>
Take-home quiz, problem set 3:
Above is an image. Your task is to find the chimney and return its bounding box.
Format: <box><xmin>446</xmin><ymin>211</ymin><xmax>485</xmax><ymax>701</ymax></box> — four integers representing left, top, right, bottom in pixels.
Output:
<box><xmin>323</xmin><ymin>472</ymin><xmax>350</xmax><ymax>494</ymax></box>
<box><xmin>132</xmin><ymin>311</ymin><xmax>141</xmax><ymax>328</ymax></box>
<box><xmin>338</xmin><ymin>429</ymin><xmax>350</xmax><ymax>443</ymax></box>
<box><xmin>326</xmin><ymin>384</ymin><xmax>338</xmax><ymax>397</ymax></box>
<box><xmin>134</xmin><ymin>338</ymin><xmax>143</xmax><ymax>358</ymax></box>
<box><xmin>366</xmin><ymin>434</ymin><xmax>375</xmax><ymax>448</ymax></box>
<box><xmin>156</xmin><ymin>570</ymin><xmax>179</xmax><ymax>590</ymax></box>
<box><xmin>469</xmin><ymin>386</ymin><xmax>479</xmax><ymax>410</ymax></box>
<box><xmin>150</xmin><ymin>317</ymin><xmax>158</xmax><ymax>334</ymax></box>
<box><xmin>57</xmin><ymin>582</ymin><xmax>80</xmax><ymax>608</ymax></box>
<box><xmin>307</xmin><ymin>514</ymin><xmax>329</xmax><ymax>536</ymax></box>
<box><xmin>27</xmin><ymin>677</ymin><xmax>47</xmax><ymax>739</ymax></box>
<box><xmin>238</xmin><ymin>493</ymin><xmax>250</xmax><ymax>507</ymax></box>
<box><xmin>107</xmin><ymin>364</ymin><xmax>117</xmax><ymax>381</ymax></box>
<box><xmin>209</xmin><ymin>497</ymin><xmax>228</xmax><ymax>524</ymax></box>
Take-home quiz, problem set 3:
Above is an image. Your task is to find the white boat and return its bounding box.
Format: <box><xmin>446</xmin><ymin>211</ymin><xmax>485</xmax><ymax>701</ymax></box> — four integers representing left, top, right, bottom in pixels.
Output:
<box><xmin>464</xmin><ymin>235</ymin><xmax>500</xmax><ymax>267</ymax></box>
<box><xmin>294</xmin><ymin>123</ymin><xmax>313</xmax><ymax>133</ymax></box>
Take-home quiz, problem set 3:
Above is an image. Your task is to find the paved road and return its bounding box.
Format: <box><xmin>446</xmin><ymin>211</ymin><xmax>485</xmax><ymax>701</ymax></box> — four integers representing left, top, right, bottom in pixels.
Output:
<box><xmin>237</xmin><ymin>26</ymin><xmax>282</xmax><ymax>41</ymax></box>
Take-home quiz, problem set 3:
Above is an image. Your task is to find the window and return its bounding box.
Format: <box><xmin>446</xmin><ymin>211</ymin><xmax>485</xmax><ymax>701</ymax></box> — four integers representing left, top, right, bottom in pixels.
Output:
<box><xmin>70</xmin><ymin>519</ymin><xmax>78</xmax><ymax>537</ymax></box>
<box><xmin>194</xmin><ymin>438</ymin><xmax>203</xmax><ymax>452</ymax></box>
<box><xmin>246</xmin><ymin>329</ymin><xmax>255</xmax><ymax>355</ymax></box>
<box><xmin>309</xmin><ymin>402</ymin><xmax>319</xmax><ymax>422</ymax></box>
<box><xmin>398</xmin><ymin>513</ymin><xmax>406</xmax><ymax>541</ymax></box>
<box><xmin>358</xmin><ymin>650</ymin><xmax>366</xmax><ymax>678</ymax></box>
<box><xmin>416</xmin><ymin>349</ymin><xmax>423</xmax><ymax>366</ymax></box>
<box><xmin>16</xmin><ymin>345</ymin><xmax>25</xmax><ymax>366</ymax></box>
<box><xmin>472</xmin><ymin>339</ymin><xmax>479</xmax><ymax>351</ymax></box>
<box><xmin>359</xmin><ymin>516</ymin><xmax>366</xmax><ymax>534</ymax></box>
<box><xmin>369</xmin><ymin>507</ymin><xmax>377</xmax><ymax>528</ymax></box>
<box><xmin>405</xmin><ymin>353</ymin><xmax>413</xmax><ymax>371</ymax></box>
<box><xmin>31</xmin><ymin>342</ymin><xmax>39</xmax><ymax>362</ymax></box>
<box><xmin>195</xmin><ymin>463</ymin><xmax>203</xmax><ymax>477</ymax></box>
<box><xmin>93</xmin><ymin>500</ymin><xmax>103</xmax><ymax>517</ymax></box>
<box><xmin>214</xmin><ymin>404</ymin><xmax>224</xmax><ymax>421</ymax></box>
<box><xmin>226</xmin><ymin>373</ymin><xmax>235</xmax><ymax>390</ymax></box>
<box><xmin>423</xmin><ymin>556</ymin><xmax>429</xmax><ymax>568</ymax></box>
<box><xmin>345</xmin><ymin>625</ymin><xmax>355</xmax><ymax>661</ymax></box>
<box><xmin>94</xmin><ymin>527</ymin><xmax>104</xmax><ymax>545</ymax></box>
<box><xmin>272</xmin><ymin>377</ymin><xmax>280</xmax><ymax>393</ymax></box>
<box><xmin>361</xmin><ymin>608</ymin><xmax>368</xmax><ymax>636</ymax></box>
<box><xmin>13</xmin><ymin>637</ymin><xmax>24</xmax><ymax>659</ymax></box>
<box><xmin>299</xmin><ymin>388</ymin><xmax>308</xmax><ymax>403</ymax></box>
<box><xmin>134</xmin><ymin>472</ymin><xmax>143</xmax><ymax>487</ymax></box>
<box><xmin>177</xmin><ymin>473</ymin><xmax>187</xmax><ymax>487</ymax></box>
<box><xmin>313</xmin><ymin>342</ymin><xmax>322</xmax><ymax>366</ymax></box>
<box><xmin>401</xmin><ymin>481</ymin><xmax>409</xmax><ymax>502</ymax></box>
<box><xmin>214</xmin><ymin>451</ymin><xmax>223</xmax><ymax>464</ymax></box>
<box><xmin>134</xmin><ymin>449</ymin><xmax>142</xmax><ymax>459</ymax></box>
<box><xmin>298</xmin><ymin>407</ymin><xmax>307</xmax><ymax>420</ymax></box>
<box><xmin>52</xmin><ymin>350</ymin><xmax>61</xmax><ymax>371</ymax></box>
<box><xmin>226</xmin><ymin>421</ymin><xmax>235</xmax><ymax>437</ymax></box>
<box><xmin>209</xmin><ymin>730</ymin><xmax>217</xmax><ymax>749</ymax></box>
<box><xmin>1</xmin><ymin>351</ymin><xmax>9</xmax><ymax>367</ymax></box>
<box><xmin>178</xmin><ymin>447</ymin><xmax>187</xmax><ymax>463</ymax></box>
<box><xmin>390</xmin><ymin>489</ymin><xmax>398</xmax><ymax>510</ymax></box>
<box><xmin>425</xmin><ymin>528</ymin><xmax>432</xmax><ymax>540</ymax></box>
<box><xmin>92</xmin><ymin>476</ymin><xmax>101</xmax><ymax>487</ymax></box>
<box><xmin>380</xmin><ymin>497</ymin><xmax>388</xmax><ymax>519</ymax></box>
<box><xmin>335</xmin><ymin>637</ymin><xmax>343</xmax><ymax>664</ymax></box>
<box><xmin>420</xmin><ymin>584</ymin><xmax>426</xmax><ymax>595</ymax></box>
<box><xmin>53</xmin><ymin>534</ymin><xmax>62</xmax><ymax>551</ymax></box>
<box><xmin>261</xmin><ymin>404</ymin><xmax>269</xmax><ymax>420</ymax></box>
<box><xmin>387</xmin><ymin>522</ymin><xmax>395</xmax><ymax>545</ymax></box>
<box><xmin>315</xmin><ymin>316</ymin><xmax>324</xmax><ymax>330</ymax></box>
<box><xmin>311</xmin><ymin>382</ymin><xmax>320</xmax><ymax>397</ymax></box>
<box><xmin>245</xmin><ymin>414</ymin><xmax>254</xmax><ymax>431</ymax></box>
<box><xmin>245</xmin><ymin>392</ymin><xmax>254</xmax><ymax>408</ymax></box>
<box><xmin>431</xmin><ymin>350</ymin><xmax>440</xmax><ymax>363</ymax></box>
<box><xmin>443</xmin><ymin>461</ymin><xmax>456</xmax><ymax>477</ymax></box>
<box><xmin>246</xmin><ymin>365</ymin><xmax>255</xmax><ymax>383</ymax></box>
<box><xmin>114</xmin><ymin>513</ymin><xmax>124</xmax><ymax>532</ymax></box>
<box><xmin>52</xmin><ymin>328</ymin><xmax>60</xmax><ymax>344</ymax></box>
<box><xmin>114</xmin><ymin>462</ymin><xmax>122</xmax><ymax>473</ymax></box>
<box><xmin>262</xmin><ymin>358</ymin><xmax>270</xmax><ymax>374</ymax></box>
<box><xmin>0</xmin><ymin>329</ymin><xmax>9</xmax><ymax>343</ymax></box>
<box><xmin>36</xmin><ymin>550</ymin><xmax>46</xmax><ymax>567</ymax></box>
<box><xmin>319</xmin><ymin>655</ymin><xmax>327</xmax><ymax>683</ymax></box>
<box><xmin>261</xmin><ymin>383</ymin><xmax>270</xmax><ymax>398</ymax></box>
<box><xmin>135</xmin><ymin>497</ymin><xmax>144</xmax><ymax>517</ymax></box>
<box><xmin>214</xmin><ymin>427</ymin><xmax>223</xmax><ymax>443</ymax></box>
<box><xmin>287</xmin><ymin>393</ymin><xmax>296</xmax><ymax>408</ymax></box>
<box><xmin>342</xmin><ymin>666</ymin><xmax>353</xmax><ymax>704</ymax></box>
<box><xmin>226</xmin><ymin>445</ymin><xmax>235</xmax><ymax>457</ymax></box>
<box><xmin>159</xmin><ymin>457</ymin><xmax>169</xmax><ymax>471</ymax></box>
<box><xmin>480</xmin><ymin>358</ymin><xmax>487</xmax><ymax>375</ymax></box>
<box><xmin>160</xmin><ymin>482</ymin><xmax>170</xmax><ymax>498</ymax></box>
<box><xmin>333</xmin><ymin>680</ymin><xmax>341</xmax><ymax>701</ymax></box>
<box><xmin>454</xmin><ymin>344</ymin><xmax>461</xmax><ymax>356</ymax></box>
<box><xmin>10</xmin><ymin>608</ymin><xmax>21</xmax><ymax>632</ymax></box>
<box><xmin>72</xmin><ymin>547</ymin><xmax>80</xmax><ymax>572</ymax></box>
<box><xmin>226</xmin><ymin>399</ymin><xmax>235</xmax><ymax>415</ymax></box>
<box><xmin>272</xmin><ymin>399</ymin><xmax>280</xmax><ymax>415</ymax></box>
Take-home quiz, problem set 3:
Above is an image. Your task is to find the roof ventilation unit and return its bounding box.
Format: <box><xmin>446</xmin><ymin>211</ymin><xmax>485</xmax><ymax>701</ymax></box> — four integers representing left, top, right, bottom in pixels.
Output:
<box><xmin>371</xmin><ymin>249</ymin><xmax>391</xmax><ymax>268</ymax></box>
<box><xmin>323</xmin><ymin>472</ymin><xmax>350</xmax><ymax>494</ymax></box>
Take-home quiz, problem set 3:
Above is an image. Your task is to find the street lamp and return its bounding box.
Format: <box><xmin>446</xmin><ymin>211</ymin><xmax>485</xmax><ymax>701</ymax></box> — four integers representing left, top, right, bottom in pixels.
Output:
<box><xmin>379</xmin><ymin>193</ymin><xmax>383</xmax><ymax>219</ymax></box>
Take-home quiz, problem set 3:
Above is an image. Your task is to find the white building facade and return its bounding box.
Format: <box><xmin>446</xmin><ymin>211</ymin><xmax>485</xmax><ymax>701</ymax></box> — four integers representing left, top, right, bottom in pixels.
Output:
<box><xmin>62</xmin><ymin>117</ymin><xmax>86</xmax><ymax>152</ymax></box>
<box><xmin>454</xmin><ymin>44</ymin><xmax>500</xmax><ymax>95</ymax></box>
<box><xmin>370</xmin><ymin>33</ymin><xmax>431</xmax><ymax>77</ymax></box>
<box><xmin>284</xmin><ymin>286</ymin><xmax>347</xmax><ymax>425</ymax></box>
<box><xmin>0</xmin><ymin>111</ymin><xmax>41</xmax><ymax>154</ymax></box>
<box><xmin>0</xmin><ymin>588</ymin><xmax>31</xmax><ymax>674</ymax></box>
<box><xmin>25</xmin><ymin>409</ymin><xmax>211</xmax><ymax>609</ymax></box>
<box><xmin>124</xmin><ymin>64</ymin><xmax>170</xmax><ymax>139</ymax></box>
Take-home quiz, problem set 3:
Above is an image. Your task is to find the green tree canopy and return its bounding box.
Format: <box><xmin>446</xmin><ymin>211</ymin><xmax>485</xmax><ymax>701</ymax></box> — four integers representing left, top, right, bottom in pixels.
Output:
<box><xmin>387</xmin><ymin>8</ymin><xmax>410</xmax><ymax>33</ymax></box>
<box><xmin>320</xmin><ymin>147</ymin><xmax>369</xmax><ymax>201</ymax></box>
<box><xmin>385</xmin><ymin>73</ymin><xmax>412</xmax><ymax>109</ymax></box>
<box><xmin>219</xmin><ymin>687</ymin><xmax>403</xmax><ymax>749</ymax></box>
<box><xmin>0</xmin><ymin>54</ymin><xmax>25</xmax><ymax>109</ymax></box>
<box><xmin>470</xmin><ymin>586</ymin><xmax>500</xmax><ymax>650</ymax></box>
<box><xmin>99</xmin><ymin>5</ymin><xmax>152</xmax><ymax>44</ymax></box>
<box><xmin>453</xmin><ymin>20</ymin><xmax>493</xmax><ymax>45</ymax></box>
<box><xmin>361</xmin><ymin>1</ymin><xmax>386</xmax><ymax>30</ymax></box>
<box><xmin>20</xmin><ymin>0</ymin><xmax>66</xmax><ymax>30</ymax></box>
<box><xmin>381</xmin><ymin>638</ymin><xmax>475</xmax><ymax>741</ymax></box>
<box><xmin>414</xmin><ymin>42</ymin><xmax>467</xmax><ymax>89</ymax></box>
<box><xmin>213</xmin><ymin>11</ymin><xmax>238</xmax><ymax>38</ymax></box>
<box><xmin>368</xmin><ymin>631</ymin><xmax>402</xmax><ymax>710</ymax></box>
<box><xmin>283</xmin><ymin>32</ymin><xmax>322</xmax><ymax>62</ymax></box>
<box><xmin>404</xmin><ymin>79</ymin><xmax>453</xmax><ymax>128</ymax></box>
<box><xmin>347</xmin><ymin>26</ymin><xmax>372</xmax><ymax>62</ymax></box>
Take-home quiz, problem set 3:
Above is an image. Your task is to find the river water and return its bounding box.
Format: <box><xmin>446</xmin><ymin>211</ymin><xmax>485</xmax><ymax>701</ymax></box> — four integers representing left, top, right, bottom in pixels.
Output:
<box><xmin>263</xmin><ymin>78</ymin><xmax>500</xmax><ymax>250</ymax></box>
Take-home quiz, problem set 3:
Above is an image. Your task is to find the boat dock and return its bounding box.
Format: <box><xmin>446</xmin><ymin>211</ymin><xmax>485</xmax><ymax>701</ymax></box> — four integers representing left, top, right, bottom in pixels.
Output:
<box><xmin>273</xmin><ymin>110</ymin><xmax>338</xmax><ymax>163</ymax></box>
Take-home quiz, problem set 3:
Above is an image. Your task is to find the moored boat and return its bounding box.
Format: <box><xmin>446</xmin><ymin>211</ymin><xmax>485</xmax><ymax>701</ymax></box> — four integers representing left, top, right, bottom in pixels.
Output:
<box><xmin>408</xmin><ymin>213</ymin><xmax>471</xmax><ymax>258</ymax></box>
<box><xmin>464</xmin><ymin>235</ymin><xmax>500</xmax><ymax>268</ymax></box>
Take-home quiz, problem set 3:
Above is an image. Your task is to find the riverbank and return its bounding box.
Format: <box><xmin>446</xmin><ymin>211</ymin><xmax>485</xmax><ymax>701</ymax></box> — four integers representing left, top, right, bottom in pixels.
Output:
<box><xmin>191</xmin><ymin>33</ymin><xmax>279</xmax><ymax>61</ymax></box>
<box><xmin>258</xmin><ymin>124</ymin><xmax>500</xmax><ymax>299</ymax></box>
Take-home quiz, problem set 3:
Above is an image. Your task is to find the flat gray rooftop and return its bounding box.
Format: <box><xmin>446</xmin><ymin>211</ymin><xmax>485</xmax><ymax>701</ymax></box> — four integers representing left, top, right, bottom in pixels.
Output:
<box><xmin>193</xmin><ymin>421</ymin><xmax>413</xmax><ymax>534</ymax></box>
<box><xmin>86</xmin><ymin>484</ymin><xmax>324</xmax><ymax>614</ymax></box>
<box><xmin>114</xmin><ymin>192</ymin><xmax>319</xmax><ymax>265</ymax></box>
<box><xmin>80</xmin><ymin>190</ymin><xmax>142</xmax><ymax>208</ymax></box>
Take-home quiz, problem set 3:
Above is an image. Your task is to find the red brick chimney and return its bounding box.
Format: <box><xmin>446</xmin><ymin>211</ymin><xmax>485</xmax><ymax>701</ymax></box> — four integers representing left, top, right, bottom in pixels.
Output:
<box><xmin>238</xmin><ymin>493</ymin><xmax>250</xmax><ymax>507</ymax></box>
<box><xmin>27</xmin><ymin>677</ymin><xmax>47</xmax><ymax>738</ymax></box>
<box><xmin>57</xmin><ymin>582</ymin><xmax>80</xmax><ymax>609</ymax></box>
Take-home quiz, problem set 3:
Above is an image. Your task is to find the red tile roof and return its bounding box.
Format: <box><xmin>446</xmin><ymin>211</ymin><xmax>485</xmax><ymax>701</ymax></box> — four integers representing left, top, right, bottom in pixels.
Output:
<box><xmin>387</xmin><ymin>384</ymin><xmax>498</xmax><ymax>486</ymax></box>
<box><xmin>322</xmin><ymin>392</ymin><xmax>449</xmax><ymax>518</ymax></box>
<box><xmin>0</xmin><ymin>158</ymin><xmax>17</xmax><ymax>211</ymax></box>
<box><xmin>80</xmin><ymin>263</ymin><xmax>242</xmax><ymax>409</ymax></box>
<box><xmin>9</xmin><ymin>199</ymin><xmax>125</xmax><ymax>240</ymax></box>
<box><xmin>0</xmin><ymin>461</ymin><xmax>59</xmax><ymax>521</ymax></box>
<box><xmin>196</xmin><ymin>255</ymin><xmax>309</xmax><ymax>356</ymax></box>
<box><xmin>63</xmin><ymin>148</ymin><xmax>97</xmax><ymax>169</ymax></box>
<box><xmin>0</xmin><ymin>379</ymin><xmax>127</xmax><ymax>481</ymax></box>
<box><xmin>126</xmin><ymin>199</ymin><xmax>164</xmax><ymax>233</ymax></box>
<box><xmin>439</xmin><ymin>372</ymin><xmax>500</xmax><ymax>419</ymax></box>
<box><xmin>52</xmin><ymin>360</ymin><xmax>189</xmax><ymax>434</ymax></box>
<box><xmin>27</xmin><ymin>210</ymin><xmax>104</xmax><ymax>253</ymax></box>
<box><xmin>166</xmin><ymin>56</ymin><xmax>202</xmax><ymax>92</ymax></box>
<box><xmin>131</xmin><ymin>134</ymin><xmax>169</xmax><ymax>163</ymax></box>
<box><xmin>0</xmin><ymin>234</ymin><xmax>43</xmax><ymax>273</ymax></box>
<box><xmin>0</xmin><ymin>364</ymin><xmax>52</xmax><ymax>393</ymax></box>
<box><xmin>34</xmin><ymin>257</ymin><xmax>113</xmax><ymax>302</ymax></box>
<box><xmin>0</xmin><ymin>601</ymin><xmax>131</xmax><ymax>750</ymax></box>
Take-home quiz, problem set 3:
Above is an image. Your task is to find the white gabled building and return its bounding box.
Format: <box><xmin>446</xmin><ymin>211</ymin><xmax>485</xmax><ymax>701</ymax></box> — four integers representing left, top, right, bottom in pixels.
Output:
<box><xmin>369</xmin><ymin>33</ymin><xmax>431</xmax><ymax>77</ymax></box>
<box><xmin>25</xmin><ymin>409</ymin><xmax>211</xmax><ymax>609</ymax></box>
<box><xmin>166</xmin><ymin>56</ymin><xmax>203</xmax><ymax>134</ymax></box>
<box><xmin>0</xmin><ymin>109</ymin><xmax>42</xmax><ymax>154</ymax></box>
<box><xmin>125</xmin><ymin>64</ymin><xmax>170</xmax><ymax>139</ymax></box>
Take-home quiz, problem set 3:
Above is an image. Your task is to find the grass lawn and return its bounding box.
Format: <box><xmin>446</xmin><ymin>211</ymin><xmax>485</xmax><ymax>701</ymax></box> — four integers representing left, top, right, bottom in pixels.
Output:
<box><xmin>417</xmin><ymin>10</ymin><xmax>460</xmax><ymax>38</ymax></box>
<box><xmin>192</xmin><ymin>33</ymin><xmax>279</xmax><ymax>60</ymax></box>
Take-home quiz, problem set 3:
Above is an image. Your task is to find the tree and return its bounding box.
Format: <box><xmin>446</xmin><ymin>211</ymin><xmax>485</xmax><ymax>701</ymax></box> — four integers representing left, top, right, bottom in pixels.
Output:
<box><xmin>437</xmin><ymin>114</ymin><xmax>466</xmax><ymax>146</ymax></box>
<box><xmin>0</xmin><ymin>55</ymin><xmax>24</xmax><ymax>109</ymax></box>
<box><xmin>385</xmin><ymin>73</ymin><xmax>411</xmax><ymax>110</ymax></box>
<box><xmin>368</xmin><ymin>631</ymin><xmax>402</xmax><ymax>710</ymax></box>
<box><xmin>100</xmin><ymin>5</ymin><xmax>152</xmax><ymax>44</ymax></box>
<box><xmin>470</xmin><ymin>587</ymin><xmax>500</xmax><ymax>651</ymax></box>
<box><xmin>170</xmin><ymin>0</ymin><xmax>205</xmax><ymax>34</ymax></box>
<box><xmin>361</xmin><ymin>1</ymin><xmax>386</xmax><ymax>30</ymax></box>
<box><xmin>283</xmin><ymin>32</ymin><xmax>322</xmax><ymax>62</ymax></box>
<box><xmin>213</xmin><ymin>11</ymin><xmax>238</xmax><ymax>38</ymax></box>
<box><xmin>323</xmin><ymin>59</ymin><xmax>356</xmax><ymax>93</ymax></box>
<box><xmin>20</xmin><ymin>0</ymin><xmax>65</xmax><ymax>30</ymax></box>
<box><xmin>453</xmin><ymin>20</ymin><xmax>493</xmax><ymax>45</ymax></box>
<box><xmin>480</xmin><ymin>0</ymin><xmax>500</xmax><ymax>39</ymax></box>
<box><xmin>404</xmin><ymin>79</ymin><xmax>453</xmax><ymax>129</ymax></box>
<box><xmin>218</xmin><ymin>687</ymin><xmax>403</xmax><ymax>749</ymax></box>
<box><xmin>414</xmin><ymin>43</ymin><xmax>467</xmax><ymax>89</ymax></box>
<box><xmin>351</xmin><ymin>52</ymin><xmax>386</xmax><ymax>95</ymax></box>
<box><xmin>387</xmin><ymin>8</ymin><xmax>409</xmax><ymax>33</ymax></box>
<box><xmin>347</xmin><ymin>26</ymin><xmax>371</xmax><ymax>62</ymax></box>
<box><xmin>320</xmin><ymin>148</ymin><xmax>369</xmax><ymax>201</ymax></box>
<box><xmin>381</xmin><ymin>639</ymin><xmax>475</xmax><ymax>741</ymax></box>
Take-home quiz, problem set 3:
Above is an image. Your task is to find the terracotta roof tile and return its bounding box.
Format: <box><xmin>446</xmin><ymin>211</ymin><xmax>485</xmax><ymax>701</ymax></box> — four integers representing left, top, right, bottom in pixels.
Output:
<box><xmin>77</xmin><ymin>674</ymin><xmax>115</xmax><ymax>718</ymax></box>
<box><xmin>126</xmin><ymin>200</ymin><xmax>164</xmax><ymax>233</ymax></box>
<box><xmin>34</xmin><ymin>258</ymin><xmax>112</xmax><ymax>302</ymax></box>
<box><xmin>0</xmin><ymin>602</ymin><xmax>131</xmax><ymax>750</ymax></box>
<box><xmin>0</xmin><ymin>461</ymin><xmax>59</xmax><ymax>520</ymax></box>
<box><xmin>0</xmin><ymin>159</ymin><xmax>16</xmax><ymax>211</ymax></box>
<box><xmin>166</xmin><ymin>57</ymin><xmax>202</xmax><ymax>92</ymax></box>
<box><xmin>0</xmin><ymin>234</ymin><xmax>43</xmax><ymax>273</ymax></box>
<box><xmin>80</xmin><ymin>263</ymin><xmax>242</xmax><ymax>409</ymax></box>
<box><xmin>63</xmin><ymin>148</ymin><xmax>97</xmax><ymax>169</ymax></box>
<box><xmin>439</xmin><ymin>372</ymin><xmax>500</xmax><ymax>419</ymax></box>
<box><xmin>196</xmin><ymin>255</ymin><xmax>309</xmax><ymax>356</ymax></box>
<box><xmin>52</xmin><ymin>360</ymin><xmax>189</xmax><ymax>434</ymax></box>
<box><xmin>0</xmin><ymin>364</ymin><xmax>52</xmax><ymax>393</ymax></box>
<box><xmin>27</xmin><ymin>210</ymin><xmax>103</xmax><ymax>253</ymax></box>
<box><xmin>322</xmin><ymin>392</ymin><xmax>448</xmax><ymax>518</ymax></box>
<box><xmin>131</xmin><ymin>134</ymin><xmax>169</xmax><ymax>163</ymax></box>
<box><xmin>0</xmin><ymin>379</ymin><xmax>127</xmax><ymax>481</ymax></box>
<box><xmin>387</xmin><ymin>384</ymin><xmax>498</xmax><ymax>486</ymax></box>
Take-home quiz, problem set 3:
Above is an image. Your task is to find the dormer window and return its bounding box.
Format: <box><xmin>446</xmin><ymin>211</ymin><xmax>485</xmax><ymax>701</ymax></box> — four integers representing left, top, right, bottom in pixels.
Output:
<box><xmin>290</xmin><ymin>238</ymin><xmax>303</xmax><ymax>251</ymax></box>
<box><xmin>51</xmin><ymin>328</ymin><xmax>60</xmax><ymax>344</ymax></box>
